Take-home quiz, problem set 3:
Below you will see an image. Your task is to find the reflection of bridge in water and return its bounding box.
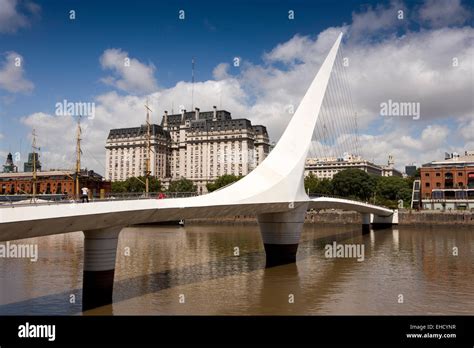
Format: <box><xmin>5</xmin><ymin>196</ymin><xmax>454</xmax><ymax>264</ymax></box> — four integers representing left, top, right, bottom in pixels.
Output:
<box><xmin>0</xmin><ymin>225</ymin><xmax>398</xmax><ymax>315</ymax></box>
<box><xmin>0</xmin><ymin>33</ymin><xmax>397</xmax><ymax>311</ymax></box>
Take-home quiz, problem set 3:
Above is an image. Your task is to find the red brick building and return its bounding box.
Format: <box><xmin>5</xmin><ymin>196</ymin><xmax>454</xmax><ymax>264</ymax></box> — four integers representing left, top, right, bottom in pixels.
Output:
<box><xmin>0</xmin><ymin>169</ymin><xmax>111</xmax><ymax>197</ymax></box>
<box><xmin>419</xmin><ymin>151</ymin><xmax>474</xmax><ymax>210</ymax></box>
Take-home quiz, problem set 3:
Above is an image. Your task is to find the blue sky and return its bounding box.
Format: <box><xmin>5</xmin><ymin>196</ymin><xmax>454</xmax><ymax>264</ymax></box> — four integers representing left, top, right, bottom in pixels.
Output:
<box><xmin>0</xmin><ymin>0</ymin><xmax>473</xmax><ymax>171</ymax></box>
<box><xmin>1</xmin><ymin>0</ymin><xmax>359</xmax><ymax>112</ymax></box>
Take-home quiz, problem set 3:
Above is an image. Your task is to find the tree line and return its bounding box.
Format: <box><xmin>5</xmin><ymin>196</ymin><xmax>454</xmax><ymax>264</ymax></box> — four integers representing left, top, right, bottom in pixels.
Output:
<box><xmin>111</xmin><ymin>176</ymin><xmax>197</xmax><ymax>193</ymax></box>
<box><xmin>111</xmin><ymin>170</ymin><xmax>417</xmax><ymax>208</ymax></box>
<box><xmin>305</xmin><ymin>168</ymin><xmax>417</xmax><ymax>208</ymax></box>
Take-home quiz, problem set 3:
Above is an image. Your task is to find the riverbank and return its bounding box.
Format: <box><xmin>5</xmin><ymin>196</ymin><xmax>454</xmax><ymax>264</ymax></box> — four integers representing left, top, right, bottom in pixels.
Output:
<box><xmin>186</xmin><ymin>210</ymin><xmax>474</xmax><ymax>226</ymax></box>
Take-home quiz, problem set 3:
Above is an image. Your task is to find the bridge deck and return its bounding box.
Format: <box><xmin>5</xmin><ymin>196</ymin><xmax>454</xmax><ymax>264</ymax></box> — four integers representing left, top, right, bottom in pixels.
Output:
<box><xmin>0</xmin><ymin>195</ymin><xmax>393</xmax><ymax>242</ymax></box>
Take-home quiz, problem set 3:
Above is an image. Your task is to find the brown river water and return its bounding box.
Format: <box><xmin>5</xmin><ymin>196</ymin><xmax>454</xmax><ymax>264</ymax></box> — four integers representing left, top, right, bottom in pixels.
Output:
<box><xmin>0</xmin><ymin>224</ymin><xmax>472</xmax><ymax>315</ymax></box>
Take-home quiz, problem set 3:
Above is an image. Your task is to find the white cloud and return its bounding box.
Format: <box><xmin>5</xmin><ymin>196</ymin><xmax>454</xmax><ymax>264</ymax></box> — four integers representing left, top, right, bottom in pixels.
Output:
<box><xmin>358</xmin><ymin>124</ymin><xmax>453</xmax><ymax>168</ymax></box>
<box><xmin>212</xmin><ymin>63</ymin><xmax>230</xmax><ymax>80</ymax></box>
<box><xmin>0</xmin><ymin>0</ymin><xmax>40</xmax><ymax>33</ymax></box>
<box><xmin>347</xmin><ymin>27</ymin><xmax>473</xmax><ymax>128</ymax></box>
<box><xmin>100</xmin><ymin>48</ymin><xmax>158</xmax><ymax>94</ymax></box>
<box><xmin>0</xmin><ymin>51</ymin><xmax>34</xmax><ymax>93</ymax></box>
<box><xmin>264</xmin><ymin>35</ymin><xmax>316</xmax><ymax>64</ymax></box>
<box><xmin>419</xmin><ymin>0</ymin><xmax>471</xmax><ymax>28</ymax></box>
<box><xmin>19</xmin><ymin>79</ymin><xmax>251</xmax><ymax>171</ymax></box>
<box><xmin>348</xmin><ymin>0</ymin><xmax>407</xmax><ymax>40</ymax></box>
<box><xmin>460</xmin><ymin>118</ymin><xmax>474</xmax><ymax>140</ymax></box>
<box><xmin>20</xmin><ymin>112</ymin><xmax>77</xmax><ymax>170</ymax></box>
<box><xmin>420</xmin><ymin>124</ymin><xmax>449</xmax><ymax>147</ymax></box>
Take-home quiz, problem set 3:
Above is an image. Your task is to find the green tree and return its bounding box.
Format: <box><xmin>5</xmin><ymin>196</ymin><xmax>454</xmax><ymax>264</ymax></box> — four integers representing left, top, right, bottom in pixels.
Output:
<box><xmin>127</xmin><ymin>177</ymin><xmax>144</xmax><ymax>192</ymax></box>
<box><xmin>331</xmin><ymin>169</ymin><xmax>376</xmax><ymax>201</ymax></box>
<box><xmin>111</xmin><ymin>181</ymin><xmax>127</xmax><ymax>193</ymax></box>
<box><xmin>207</xmin><ymin>174</ymin><xmax>243</xmax><ymax>192</ymax></box>
<box><xmin>304</xmin><ymin>173</ymin><xmax>333</xmax><ymax>195</ymax></box>
<box><xmin>375</xmin><ymin>176</ymin><xmax>412</xmax><ymax>208</ymax></box>
<box><xmin>168</xmin><ymin>178</ymin><xmax>196</xmax><ymax>192</ymax></box>
<box><xmin>318</xmin><ymin>178</ymin><xmax>333</xmax><ymax>195</ymax></box>
<box><xmin>405</xmin><ymin>167</ymin><xmax>420</xmax><ymax>190</ymax></box>
<box><xmin>111</xmin><ymin>176</ymin><xmax>161</xmax><ymax>193</ymax></box>
<box><xmin>304</xmin><ymin>172</ymin><xmax>319</xmax><ymax>194</ymax></box>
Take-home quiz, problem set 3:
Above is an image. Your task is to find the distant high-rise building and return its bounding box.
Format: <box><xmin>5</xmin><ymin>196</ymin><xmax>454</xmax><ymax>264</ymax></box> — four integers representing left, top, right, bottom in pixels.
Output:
<box><xmin>23</xmin><ymin>152</ymin><xmax>41</xmax><ymax>172</ymax></box>
<box><xmin>405</xmin><ymin>165</ymin><xmax>417</xmax><ymax>177</ymax></box>
<box><xmin>3</xmin><ymin>152</ymin><xmax>17</xmax><ymax>173</ymax></box>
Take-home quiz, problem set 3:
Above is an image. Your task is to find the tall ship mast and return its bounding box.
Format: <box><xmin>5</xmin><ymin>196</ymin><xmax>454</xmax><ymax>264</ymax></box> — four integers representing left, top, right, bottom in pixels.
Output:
<box><xmin>31</xmin><ymin>128</ymin><xmax>40</xmax><ymax>199</ymax></box>
<box><xmin>75</xmin><ymin>116</ymin><xmax>82</xmax><ymax>198</ymax></box>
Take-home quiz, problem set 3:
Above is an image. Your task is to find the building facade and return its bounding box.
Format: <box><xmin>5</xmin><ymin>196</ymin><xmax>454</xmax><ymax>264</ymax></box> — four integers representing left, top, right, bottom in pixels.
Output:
<box><xmin>2</xmin><ymin>153</ymin><xmax>18</xmax><ymax>173</ymax></box>
<box><xmin>304</xmin><ymin>154</ymin><xmax>382</xmax><ymax>179</ymax></box>
<box><xmin>305</xmin><ymin>153</ymin><xmax>404</xmax><ymax>179</ymax></box>
<box><xmin>23</xmin><ymin>152</ymin><xmax>41</xmax><ymax>172</ymax></box>
<box><xmin>405</xmin><ymin>165</ymin><xmax>417</xmax><ymax>177</ymax></box>
<box><xmin>105</xmin><ymin>107</ymin><xmax>270</xmax><ymax>193</ymax></box>
<box><xmin>381</xmin><ymin>155</ymin><xmax>403</xmax><ymax>177</ymax></box>
<box><xmin>105</xmin><ymin>124</ymin><xmax>171</xmax><ymax>182</ymax></box>
<box><xmin>0</xmin><ymin>169</ymin><xmax>110</xmax><ymax>197</ymax></box>
<box><xmin>418</xmin><ymin>151</ymin><xmax>474</xmax><ymax>210</ymax></box>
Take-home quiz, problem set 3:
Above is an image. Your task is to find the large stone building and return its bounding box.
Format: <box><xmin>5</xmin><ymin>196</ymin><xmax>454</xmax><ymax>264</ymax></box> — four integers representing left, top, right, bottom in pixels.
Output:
<box><xmin>305</xmin><ymin>153</ymin><xmax>403</xmax><ymax>179</ymax></box>
<box><xmin>105</xmin><ymin>107</ymin><xmax>270</xmax><ymax>193</ymax></box>
<box><xmin>105</xmin><ymin>124</ymin><xmax>171</xmax><ymax>182</ymax></box>
<box><xmin>304</xmin><ymin>153</ymin><xmax>382</xmax><ymax>179</ymax></box>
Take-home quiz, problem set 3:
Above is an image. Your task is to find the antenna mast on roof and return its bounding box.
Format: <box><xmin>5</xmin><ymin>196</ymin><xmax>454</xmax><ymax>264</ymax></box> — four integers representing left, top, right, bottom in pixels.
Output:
<box><xmin>354</xmin><ymin>111</ymin><xmax>360</xmax><ymax>157</ymax></box>
<box><xmin>191</xmin><ymin>57</ymin><xmax>195</xmax><ymax>111</ymax></box>
<box><xmin>144</xmin><ymin>99</ymin><xmax>152</xmax><ymax>196</ymax></box>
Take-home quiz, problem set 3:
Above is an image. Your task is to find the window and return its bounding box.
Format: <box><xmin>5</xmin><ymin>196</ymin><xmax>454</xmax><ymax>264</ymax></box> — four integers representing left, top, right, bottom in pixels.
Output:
<box><xmin>425</xmin><ymin>173</ymin><xmax>430</xmax><ymax>177</ymax></box>
<box><xmin>458</xmin><ymin>172</ymin><xmax>463</xmax><ymax>176</ymax></box>
<box><xmin>445</xmin><ymin>172</ymin><xmax>454</xmax><ymax>188</ymax></box>
<box><xmin>445</xmin><ymin>190</ymin><xmax>455</xmax><ymax>198</ymax></box>
<box><xmin>425</xmin><ymin>182</ymin><xmax>430</xmax><ymax>187</ymax></box>
<box><xmin>435</xmin><ymin>173</ymin><xmax>440</xmax><ymax>177</ymax></box>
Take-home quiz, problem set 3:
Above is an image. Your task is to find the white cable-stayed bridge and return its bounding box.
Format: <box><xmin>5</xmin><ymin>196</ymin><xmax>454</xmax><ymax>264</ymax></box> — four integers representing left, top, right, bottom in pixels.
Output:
<box><xmin>0</xmin><ymin>33</ymin><xmax>398</xmax><ymax>310</ymax></box>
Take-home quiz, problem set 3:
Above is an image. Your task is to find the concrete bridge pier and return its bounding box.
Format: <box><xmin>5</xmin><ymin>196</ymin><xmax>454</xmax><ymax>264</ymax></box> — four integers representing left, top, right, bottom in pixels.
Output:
<box><xmin>362</xmin><ymin>213</ymin><xmax>371</xmax><ymax>234</ymax></box>
<box><xmin>82</xmin><ymin>226</ymin><xmax>122</xmax><ymax>311</ymax></box>
<box><xmin>371</xmin><ymin>210</ymin><xmax>399</xmax><ymax>229</ymax></box>
<box><xmin>257</xmin><ymin>203</ymin><xmax>308</xmax><ymax>267</ymax></box>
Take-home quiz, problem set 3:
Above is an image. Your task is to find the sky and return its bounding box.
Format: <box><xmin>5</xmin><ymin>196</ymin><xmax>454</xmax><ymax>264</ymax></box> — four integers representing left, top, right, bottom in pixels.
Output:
<box><xmin>0</xmin><ymin>0</ymin><xmax>473</xmax><ymax>174</ymax></box>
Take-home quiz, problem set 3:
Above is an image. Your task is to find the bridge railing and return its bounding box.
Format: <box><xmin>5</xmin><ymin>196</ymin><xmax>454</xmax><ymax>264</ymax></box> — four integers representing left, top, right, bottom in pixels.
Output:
<box><xmin>308</xmin><ymin>193</ymin><xmax>392</xmax><ymax>210</ymax></box>
<box><xmin>0</xmin><ymin>192</ymin><xmax>200</xmax><ymax>208</ymax></box>
<box><xmin>103</xmin><ymin>192</ymin><xmax>199</xmax><ymax>200</ymax></box>
<box><xmin>1</xmin><ymin>191</ymin><xmax>391</xmax><ymax>210</ymax></box>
